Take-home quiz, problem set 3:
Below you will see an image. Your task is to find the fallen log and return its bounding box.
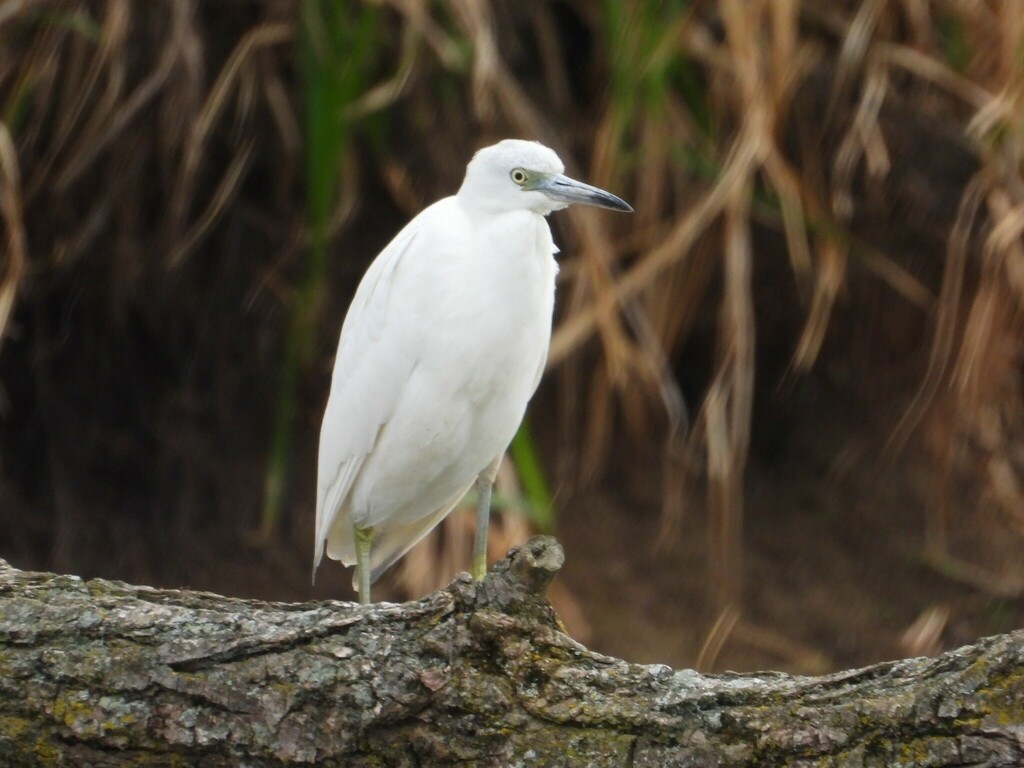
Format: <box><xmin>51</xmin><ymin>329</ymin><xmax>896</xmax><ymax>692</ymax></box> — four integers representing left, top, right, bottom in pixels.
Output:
<box><xmin>1</xmin><ymin>537</ymin><xmax>1022</xmax><ymax>766</ymax></box>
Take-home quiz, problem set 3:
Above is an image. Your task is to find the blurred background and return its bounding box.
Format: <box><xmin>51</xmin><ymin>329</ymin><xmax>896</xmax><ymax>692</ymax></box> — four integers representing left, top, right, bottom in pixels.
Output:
<box><xmin>1</xmin><ymin>0</ymin><xmax>1023</xmax><ymax>674</ymax></box>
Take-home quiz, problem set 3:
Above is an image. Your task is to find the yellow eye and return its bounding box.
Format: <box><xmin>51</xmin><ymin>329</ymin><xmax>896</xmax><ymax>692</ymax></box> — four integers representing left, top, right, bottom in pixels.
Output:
<box><xmin>510</xmin><ymin>168</ymin><xmax>528</xmax><ymax>185</ymax></box>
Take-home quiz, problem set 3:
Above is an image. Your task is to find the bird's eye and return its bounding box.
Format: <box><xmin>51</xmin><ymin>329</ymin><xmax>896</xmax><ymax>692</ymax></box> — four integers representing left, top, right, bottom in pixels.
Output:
<box><xmin>510</xmin><ymin>168</ymin><xmax>528</xmax><ymax>186</ymax></box>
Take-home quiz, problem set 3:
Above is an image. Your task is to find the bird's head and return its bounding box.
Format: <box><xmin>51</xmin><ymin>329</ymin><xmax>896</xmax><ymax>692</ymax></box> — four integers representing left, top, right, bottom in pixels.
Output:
<box><xmin>458</xmin><ymin>139</ymin><xmax>632</xmax><ymax>216</ymax></box>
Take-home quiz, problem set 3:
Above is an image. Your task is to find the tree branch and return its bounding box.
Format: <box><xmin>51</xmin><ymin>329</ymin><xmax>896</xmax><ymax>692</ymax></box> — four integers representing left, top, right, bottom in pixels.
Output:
<box><xmin>1</xmin><ymin>537</ymin><xmax>1022</xmax><ymax>766</ymax></box>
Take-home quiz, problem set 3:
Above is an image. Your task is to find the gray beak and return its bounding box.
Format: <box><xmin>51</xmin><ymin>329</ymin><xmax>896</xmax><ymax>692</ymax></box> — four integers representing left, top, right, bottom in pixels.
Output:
<box><xmin>533</xmin><ymin>174</ymin><xmax>633</xmax><ymax>212</ymax></box>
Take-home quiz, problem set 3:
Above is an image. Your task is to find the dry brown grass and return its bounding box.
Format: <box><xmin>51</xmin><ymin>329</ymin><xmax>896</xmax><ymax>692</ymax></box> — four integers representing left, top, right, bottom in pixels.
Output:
<box><xmin>2</xmin><ymin>1</ymin><xmax>1023</xmax><ymax>659</ymax></box>
<box><xmin>0</xmin><ymin>122</ymin><xmax>25</xmax><ymax>347</ymax></box>
<box><xmin>381</xmin><ymin>0</ymin><xmax>1024</xmax><ymax>636</ymax></box>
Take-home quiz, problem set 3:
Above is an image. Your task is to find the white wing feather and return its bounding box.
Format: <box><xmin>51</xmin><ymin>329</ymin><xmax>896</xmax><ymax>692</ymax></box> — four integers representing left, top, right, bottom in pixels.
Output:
<box><xmin>314</xmin><ymin>222</ymin><xmax>422</xmax><ymax>573</ymax></box>
<box><xmin>314</xmin><ymin>199</ymin><xmax>473</xmax><ymax>575</ymax></box>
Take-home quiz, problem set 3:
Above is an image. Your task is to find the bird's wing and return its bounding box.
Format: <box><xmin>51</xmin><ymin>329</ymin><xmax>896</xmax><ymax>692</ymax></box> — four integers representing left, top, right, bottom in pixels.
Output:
<box><xmin>314</xmin><ymin>222</ymin><xmax>425</xmax><ymax>573</ymax></box>
<box><xmin>314</xmin><ymin>199</ymin><xmax>471</xmax><ymax>575</ymax></box>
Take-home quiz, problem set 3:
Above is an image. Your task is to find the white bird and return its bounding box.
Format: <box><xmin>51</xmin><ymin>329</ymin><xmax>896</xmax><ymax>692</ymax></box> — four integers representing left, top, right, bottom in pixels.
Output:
<box><xmin>314</xmin><ymin>139</ymin><xmax>631</xmax><ymax>603</ymax></box>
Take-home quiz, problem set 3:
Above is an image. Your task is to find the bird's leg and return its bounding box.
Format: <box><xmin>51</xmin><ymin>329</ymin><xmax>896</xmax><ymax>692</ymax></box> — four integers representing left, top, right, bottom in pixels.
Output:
<box><xmin>354</xmin><ymin>525</ymin><xmax>374</xmax><ymax>604</ymax></box>
<box><xmin>472</xmin><ymin>475</ymin><xmax>493</xmax><ymax>580</ymax></box>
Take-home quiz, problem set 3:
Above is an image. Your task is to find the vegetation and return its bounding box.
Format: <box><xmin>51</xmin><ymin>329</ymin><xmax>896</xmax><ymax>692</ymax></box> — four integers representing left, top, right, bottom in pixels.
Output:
<box><xmin>0</xmin><ymin>0</ymin><xmax>1022</xmax><ymax>671</ymax></box>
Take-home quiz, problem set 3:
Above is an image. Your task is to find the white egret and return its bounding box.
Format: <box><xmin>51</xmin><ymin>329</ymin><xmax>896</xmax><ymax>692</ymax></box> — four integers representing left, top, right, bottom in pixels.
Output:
<box><xmin>314</xmin><ymin>139</ymin><xmax>632</xmax><ymax>603</ymax></box>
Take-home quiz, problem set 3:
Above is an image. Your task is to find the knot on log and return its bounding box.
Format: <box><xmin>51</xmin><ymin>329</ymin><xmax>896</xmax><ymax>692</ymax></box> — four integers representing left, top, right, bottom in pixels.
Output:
<box><xmin>502</xmin><ymin>535</ymin><xmax>565</xmax><ymax>592</ymax></box>
<box><xmin>447</xmin><ymin>536</ymin><xmax>565</xmax><ymax>626</ymax></box>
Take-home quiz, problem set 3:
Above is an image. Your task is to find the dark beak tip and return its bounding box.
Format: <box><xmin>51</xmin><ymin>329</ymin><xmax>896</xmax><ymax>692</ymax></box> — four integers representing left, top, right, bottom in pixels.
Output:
<box><xmin>602</xmin><ymin>190</ymin><xmax>633</xmax><ymax>213</ymax></box>
<box><xmin>604</xmin><ymin>196</ymin><xmax>633</xmax><ymax>213</ymax></box>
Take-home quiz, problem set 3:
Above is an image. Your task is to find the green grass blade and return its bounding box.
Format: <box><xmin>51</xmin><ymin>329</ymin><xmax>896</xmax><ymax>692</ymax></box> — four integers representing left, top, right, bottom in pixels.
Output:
<box><xmin>509</xmin><ymin>415</ymin><xmax>554</xmax><ymax>532</ymax></box>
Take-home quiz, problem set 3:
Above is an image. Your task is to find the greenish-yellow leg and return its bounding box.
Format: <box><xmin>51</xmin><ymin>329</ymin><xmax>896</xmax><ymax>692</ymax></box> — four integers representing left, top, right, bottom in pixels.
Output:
<box><xmin>472</xmin><ymin>476</ymin><xmax>492</xmax><ymax>580</ymax></box>
<box><xmin>354</xmin><ymin>525</ymin><xmax>374</xmax><ymax>604</ymax></box>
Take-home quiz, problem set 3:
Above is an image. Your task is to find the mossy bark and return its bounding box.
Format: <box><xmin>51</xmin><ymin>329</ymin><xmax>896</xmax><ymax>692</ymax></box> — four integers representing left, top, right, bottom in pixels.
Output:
<box><xmin>1</xmin><ymin>537</ymin><xmax>1022</xmax><ymax>767</ymax></box>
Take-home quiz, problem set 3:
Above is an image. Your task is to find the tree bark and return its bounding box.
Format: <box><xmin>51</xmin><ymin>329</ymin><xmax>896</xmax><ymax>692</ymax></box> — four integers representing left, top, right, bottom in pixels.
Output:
<box><xmin>0</xmin><ymin>537</ymin><xmax>1022</xmax><ymax>767</ymax></box>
